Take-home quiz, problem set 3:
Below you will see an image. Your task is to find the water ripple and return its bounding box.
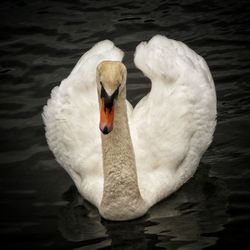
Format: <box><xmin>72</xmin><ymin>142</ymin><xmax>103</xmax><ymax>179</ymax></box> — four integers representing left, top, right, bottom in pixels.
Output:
<box><xmin>1</xmin><ymin>0</ymin><xmax>250</xmax><ymax>249</ymax></box>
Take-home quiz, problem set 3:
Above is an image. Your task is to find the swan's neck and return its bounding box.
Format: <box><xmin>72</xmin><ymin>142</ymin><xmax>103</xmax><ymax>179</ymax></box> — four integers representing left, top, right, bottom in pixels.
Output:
<box><xmin>100</xmin><ymin>89</ymin><xmax>147</xmax><ymax>220</ymax></box>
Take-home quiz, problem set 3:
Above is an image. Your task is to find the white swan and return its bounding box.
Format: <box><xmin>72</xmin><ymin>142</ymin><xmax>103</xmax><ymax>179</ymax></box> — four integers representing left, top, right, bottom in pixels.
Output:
<box><xmin>42</xmin><ymin>35</ymin><xmax>217</xmax><ymax>221</ymax></box>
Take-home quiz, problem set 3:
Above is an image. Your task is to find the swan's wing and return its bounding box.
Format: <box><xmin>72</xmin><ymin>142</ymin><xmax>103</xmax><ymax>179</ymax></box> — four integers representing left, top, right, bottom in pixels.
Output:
<box><xmin>42</xmin><ymin>40</ymin><xmax>124</xmax><ymax>206</ymax></box>
<box><xmin>131</xmin><ymin>35</ymin><xmax>217</xmax><ymax>205</ymax></box>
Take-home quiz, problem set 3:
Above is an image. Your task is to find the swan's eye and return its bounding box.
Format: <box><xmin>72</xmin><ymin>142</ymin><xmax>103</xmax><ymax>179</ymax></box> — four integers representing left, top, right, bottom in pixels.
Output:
<box><xmin>99</xmin><ymin>81</ymin><xmax>103</xmax><ymax>95</ymax></box>
<box><xmin>113</xmin><ymin>85</ymin><xmax>120</xmax><ymax>98</ymax></box>
<box><xmin>100</xmin><ymin>83</ymin><xmax>108</xmax><ymax>98</ymax></box>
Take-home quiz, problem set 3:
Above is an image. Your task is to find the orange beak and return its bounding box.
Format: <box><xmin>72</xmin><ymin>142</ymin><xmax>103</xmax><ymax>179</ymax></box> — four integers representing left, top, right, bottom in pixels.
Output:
<box><xmin>100</xmin><ymin>97</ymin><xmax>115</xmax><ymax>134</ymax></box>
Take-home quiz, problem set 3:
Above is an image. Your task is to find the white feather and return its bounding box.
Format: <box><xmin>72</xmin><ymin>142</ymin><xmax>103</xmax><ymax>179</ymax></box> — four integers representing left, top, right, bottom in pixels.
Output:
<box><xmin>42</xmin><ymin>35</ymin><xmax>216</xmax><ymax>210</ymax></box>
<box><xmin>132</xmin><ymin>35</ymin><xmax>216</xmax><ymax>206</ymax></box>
<box><xmin>43</xmin><ymin>40</ymin><xmax>124</xmax><ymax>206</ymax></box>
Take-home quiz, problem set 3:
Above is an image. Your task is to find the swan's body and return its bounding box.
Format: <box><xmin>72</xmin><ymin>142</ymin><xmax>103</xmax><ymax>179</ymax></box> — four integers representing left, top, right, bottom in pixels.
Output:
<box><xmin>42</xmin><ymin>35</ymin><xmax>217</xmax><ymax>220</ymax></box>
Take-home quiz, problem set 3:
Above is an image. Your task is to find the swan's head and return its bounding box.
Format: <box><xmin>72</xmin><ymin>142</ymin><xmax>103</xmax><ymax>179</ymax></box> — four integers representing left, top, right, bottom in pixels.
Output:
<box><xmin>96</xmin><ymin>60</ymin><xmax>127</xmax><ymax>135</ymax></box>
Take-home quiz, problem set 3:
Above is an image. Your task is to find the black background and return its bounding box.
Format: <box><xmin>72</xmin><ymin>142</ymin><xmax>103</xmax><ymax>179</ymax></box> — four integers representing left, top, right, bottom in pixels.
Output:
<box><xmin>1</xmin><ymin>0</ymin><xmax>250</xmax><ymax>249</ymax></box>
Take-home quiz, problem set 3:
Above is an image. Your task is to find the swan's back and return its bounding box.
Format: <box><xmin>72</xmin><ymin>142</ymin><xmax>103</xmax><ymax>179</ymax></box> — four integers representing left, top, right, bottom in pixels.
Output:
<box><xmin>131</xmin><ymin>35</ymin><xmax>217</xmax><ymax>206</ymax></box>
<box><xmin>42</xmin><ymin>41</ymin><xmax>124</xmax><ymax>206</ymax></box>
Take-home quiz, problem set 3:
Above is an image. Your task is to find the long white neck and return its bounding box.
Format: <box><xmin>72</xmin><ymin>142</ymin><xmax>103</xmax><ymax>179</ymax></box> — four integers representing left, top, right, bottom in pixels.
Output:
<box><xmin>99</xmin><ymin>88</ymin><xmax>147</xmax><ymax>221</ymax></box>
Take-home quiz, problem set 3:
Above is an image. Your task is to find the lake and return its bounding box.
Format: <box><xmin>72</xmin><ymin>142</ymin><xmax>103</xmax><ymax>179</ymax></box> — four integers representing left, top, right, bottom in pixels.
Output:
<box><xmin>0</xmin><ymin>0</ymin><xmax>250</xmax><ymax>249</ymax></box>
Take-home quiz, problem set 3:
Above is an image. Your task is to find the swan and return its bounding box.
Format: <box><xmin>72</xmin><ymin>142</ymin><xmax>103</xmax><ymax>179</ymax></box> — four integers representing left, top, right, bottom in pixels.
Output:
<box><xmin>42</xmin><ymin>35</ymin><xmax>217</xmax><ymax>221</ymax></box>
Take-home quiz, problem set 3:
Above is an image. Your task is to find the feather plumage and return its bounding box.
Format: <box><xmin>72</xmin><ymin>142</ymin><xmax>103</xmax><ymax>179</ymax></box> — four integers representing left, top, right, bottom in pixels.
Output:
<box><xmin>43</xmin><ymin>35</ymin><xmax>216</xmax><ymax>214</ymax></box>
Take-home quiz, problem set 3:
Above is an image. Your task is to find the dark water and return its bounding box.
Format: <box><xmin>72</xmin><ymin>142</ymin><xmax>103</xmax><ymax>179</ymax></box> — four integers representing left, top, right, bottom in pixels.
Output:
<box><xmin>1</xmin><ymin>0</ymin><xmax>250</xmax><ymax>249</ymax></box>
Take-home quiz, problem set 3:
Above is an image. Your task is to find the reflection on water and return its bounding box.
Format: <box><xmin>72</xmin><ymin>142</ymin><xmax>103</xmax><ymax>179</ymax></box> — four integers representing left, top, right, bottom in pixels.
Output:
<box><xmin>1</xmin><ymin>0</ymin><xmax>250</xmax><ymax>249</ymax></box>
<box><xmin>59</xmin><ymin>166</ymin><xmax>228</xmax><ymax>249</ymax></box>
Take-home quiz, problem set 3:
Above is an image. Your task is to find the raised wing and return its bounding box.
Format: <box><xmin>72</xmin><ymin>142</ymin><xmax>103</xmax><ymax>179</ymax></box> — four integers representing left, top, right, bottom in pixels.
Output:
<box><xmin>131</xmin><ymin>35</ymin><xmax>216</xmax><ymax>205</ymax></box>
<box><xmin>42</xmin><ymin>40</ymin><xmax>124</xmax><ymax>206</ymax></box>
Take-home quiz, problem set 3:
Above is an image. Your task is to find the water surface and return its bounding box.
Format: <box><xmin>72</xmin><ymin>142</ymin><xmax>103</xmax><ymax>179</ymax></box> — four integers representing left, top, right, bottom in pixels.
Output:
<box><xmin>1</xmin><ymin>0</ymin><xmax>250</xmax><ymax>249</ymax></box>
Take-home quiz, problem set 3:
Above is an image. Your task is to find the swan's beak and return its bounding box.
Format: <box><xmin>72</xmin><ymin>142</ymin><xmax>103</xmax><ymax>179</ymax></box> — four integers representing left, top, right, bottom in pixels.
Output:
<box><xmin>100</xmin><ymin>97</ymin><xmax>115</xmax><ymax>135</ymax></box>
